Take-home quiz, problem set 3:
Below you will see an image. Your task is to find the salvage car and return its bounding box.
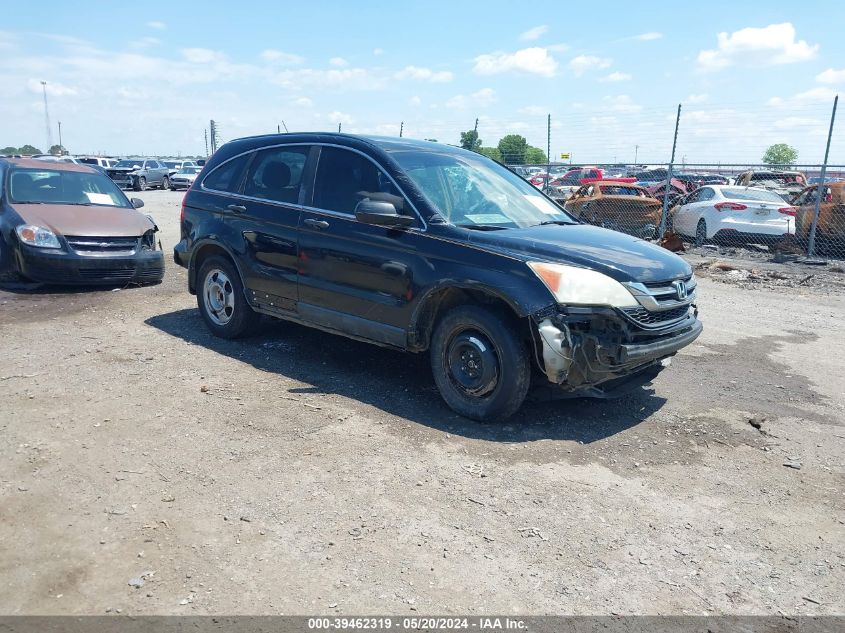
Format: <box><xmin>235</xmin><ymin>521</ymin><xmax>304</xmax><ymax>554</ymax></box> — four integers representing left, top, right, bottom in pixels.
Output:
<box><xmin>163</xmin><ymin>159</ymin><xmax>199</xmax><ymax>175</ymax></box>
<box><xmin>175</xmin><ymin>134</ymin><xmax>702</xmax><ymax>421</ymax></box>
<box><xmin>671</xmin><ymin>185</ymin><xmax>796</xmax><ymax>245</ymax></box>
<box><xmin>732</xmin><ymin>169</ymin><xmax>806</xmax><ymax>202</ymax></box>
<box><xmin>169</xmin><ymin>165</ymin><xmax>202</xmax><ymax>190</ymax></box>
<box><xmin>563</xmin><ymin>182</ymin><xmax>662</xmax><ymax>239</ymax></box>
<box><xmin>107</xmin><ymin>158</ymin><xmax>171</xmax><ymax>191</ymax></box>
<box><xmin>0</xmin><ymin>158</ymin><xmax>164</xmax><ymax>285</ymax></box>
<box><xmin>792</xmin><ymin>182</ymin><xmax>845</xmax><ymax>252</ymax></box>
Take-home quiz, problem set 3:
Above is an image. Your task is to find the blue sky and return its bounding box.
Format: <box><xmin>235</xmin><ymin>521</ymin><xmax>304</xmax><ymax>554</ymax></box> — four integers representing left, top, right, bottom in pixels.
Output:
<box><xmin>1</xmin><ymin>1</ymin><xmax>843</xmax><ymax>163</ymax></box>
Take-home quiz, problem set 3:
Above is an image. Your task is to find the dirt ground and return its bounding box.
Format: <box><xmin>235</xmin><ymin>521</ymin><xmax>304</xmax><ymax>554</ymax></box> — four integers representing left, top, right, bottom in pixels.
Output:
<box><xmin>1</xmin><ymin>190</ymin><xmax>844</xmax><ymax>616</ymax></box>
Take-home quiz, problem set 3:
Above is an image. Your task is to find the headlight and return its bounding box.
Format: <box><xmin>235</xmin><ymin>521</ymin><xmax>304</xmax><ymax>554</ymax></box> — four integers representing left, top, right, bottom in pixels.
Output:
<box><xmin>527</xmin><ymin>262</ymin><xmax>638</xmax><ymax>308</ymax></box>
<box><xmin>16</xmin><ymin>225</ymin><xmax>61</xmax><ymax>249</ymax></box>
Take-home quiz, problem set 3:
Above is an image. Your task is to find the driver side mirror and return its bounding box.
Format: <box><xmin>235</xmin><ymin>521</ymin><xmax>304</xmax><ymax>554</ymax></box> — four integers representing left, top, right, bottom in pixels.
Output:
<box><xmin>354</xmin><ymin>199</ymin><xmax>413</xmax><ymax>228</ymax></box>
<box><xmin>131</xmin><ymin>198</ymin><xmax>144</xmax><ymax>209</ymax></box>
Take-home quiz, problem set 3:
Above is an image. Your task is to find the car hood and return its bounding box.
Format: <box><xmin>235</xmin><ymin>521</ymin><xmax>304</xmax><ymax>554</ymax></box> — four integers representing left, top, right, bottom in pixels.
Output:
<box><xmin>462</xmin><ymin>223</ymin><xmax>691</xmax><ymax>283</ymax></box>
<box><xmin>11</xmin><ymin>203</ymin><xmax>155</xmax><ymax>237</ymax></box>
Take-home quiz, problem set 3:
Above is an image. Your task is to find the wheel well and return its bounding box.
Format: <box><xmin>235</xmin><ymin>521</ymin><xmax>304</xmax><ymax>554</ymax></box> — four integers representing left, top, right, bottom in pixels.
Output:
<box><xmin>189</xmin><ymin>243</ymin><xmax>234</xmax><ymax>294</ymax></box>
<box><xmin>409</xmin><ymin>286</ymin><xmax>527</xmax><ymax>352</ymax></box>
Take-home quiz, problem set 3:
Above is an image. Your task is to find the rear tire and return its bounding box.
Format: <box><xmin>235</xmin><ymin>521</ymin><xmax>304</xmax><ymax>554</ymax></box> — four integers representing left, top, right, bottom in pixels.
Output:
<box><xmin>430</xmin><ymin>305</ymin><xmax>530</xmax><ymax>422</ymax></box>
<box><xmin>196</xmin><ymin>255</ymin><xmax>261</xmax><ymax>339</ymax></box>
<box><xmin>161</xmin><ymin>176</ymin><xmax>170</xmax><ymax>190</ymax></box>
<box><xmin>694</xmin><ymin>219</ymin><xmax>707</xmax><ymax>246</ymax></box>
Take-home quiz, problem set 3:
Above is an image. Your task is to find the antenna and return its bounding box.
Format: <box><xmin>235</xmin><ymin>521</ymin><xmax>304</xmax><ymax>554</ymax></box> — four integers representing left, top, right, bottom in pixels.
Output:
<box><xmin>41</xmin><ymin>81</ymin><xmax>53</xmax><ymax>150</ymax></box>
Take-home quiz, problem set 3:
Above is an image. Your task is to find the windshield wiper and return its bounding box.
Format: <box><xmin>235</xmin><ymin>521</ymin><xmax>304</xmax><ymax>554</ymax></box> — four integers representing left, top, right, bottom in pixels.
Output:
<box><xmin>534</xmin><ymin>220</ymin><xmax>572</xmax><ymax>226</ymax></box>
<box><xmin>456</xmin><ymin>223</ymin><xmax>509</xmax><ymax>231</ymax></box>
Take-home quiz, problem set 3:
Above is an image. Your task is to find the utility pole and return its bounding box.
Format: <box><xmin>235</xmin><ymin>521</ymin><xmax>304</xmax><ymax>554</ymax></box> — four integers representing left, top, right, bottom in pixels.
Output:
<box><xmin>277</xmin><ymin>125</ymin><xmax>281</xmax><ymax>134</ymax></box>
<box><xmin>41</xmin><ymin>81</ymin><xmax>53</xmax><ymax>151</ymax></box>
<box><xmin>473</xmin><ymin>117</ymin><xmax>478</xmax><ymax>133</ymax></box>
<box><xmin>209</xmin><ymin>120</ymin><xmax>219</xmax><ymax>153</ymax></box>
<box><xmin>399</xmin><ymin>121</ymin><xmax>404</xmax><ymax>137</ymax></box>
<box><xmin>634</xmin><ymin>144</ymin><xmax>639</xmax><ymax>165</ymax></box>
<box><xmin>338</xmin><ymin>122</ymin><xmax>342</xmax><ymax>133</ymax></box>
<box><xmin>57</xmin><ymin>121</ymin><xmax>63</xmax><ymax>154</ymax></box>
<box><xmin>204</xmin><ymin>129</ymin><xmax>209</xmax><ymax>157</ymax></box>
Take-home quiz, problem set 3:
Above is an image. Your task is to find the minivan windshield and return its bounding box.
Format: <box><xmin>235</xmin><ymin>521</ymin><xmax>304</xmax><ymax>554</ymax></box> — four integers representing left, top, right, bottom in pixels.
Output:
<box><xmin>8</xmin><ymin>167</ymin><xmax>131</xmax><ymax>207</ymax></box>
<box><xmin>392</xmin><ymin>151</ymin><xmax>574</xmax><ymax>228</ymax></box>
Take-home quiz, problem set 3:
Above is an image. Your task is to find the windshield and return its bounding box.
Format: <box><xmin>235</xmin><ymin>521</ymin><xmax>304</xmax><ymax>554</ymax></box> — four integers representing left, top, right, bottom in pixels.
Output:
<box><xmin>749</xmin><ymin>173</ymin><xmax>805</xmax><ymax>185</ymax></box>
<box><xmin>721</xmin><ymin>187</ymin><xmax>787</xmax><ymax>203</ymax></box>
<box><xmin>115</xmin><ymin>160</ymin><xmax>142</xmax><ymax>169</ymax></box>
<box><xmin>392</xmin><ymin>151</ymin><xmax>574</xmax><ymax>228</ymax></box>
<box><xmin>177</xmin><ymin>167</ymin><xmax>201</xmax><ymax>175</ymax></box>
<box><xmin>164</xmin><ymin>161</ymin><xmax>180</xmax><ymax>169</ymax></box>
<box><xmin>8</xmin><ymin>167</ymin><xmax>131</xmax><ymax>207</ymax></box>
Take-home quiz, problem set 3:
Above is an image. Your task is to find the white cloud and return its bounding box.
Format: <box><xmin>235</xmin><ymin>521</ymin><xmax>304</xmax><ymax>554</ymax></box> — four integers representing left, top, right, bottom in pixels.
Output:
<box><xmin>446</xmin><ymin>88</ymin><xmax>496</xmax><ymax>109</ymax></box>
<box><xmin>327</xmin><ymin>111</ymin><xmax>353</xmax><ymax>125</ymax></box>
<box><xmin>697</xmin><ymin>23</ymin><xmax>818</xmax><ymax>71</ymax></box>
<box><xmin>599</xmin><ymin>71</ymin><xmax>631</xmax><ymax>82</ymax></box>
<box><xmin>146</xmin><ymin>21</ymin><xmax>166</xmax><ymax>30</ymax></box>
<box><xmin>602</xmin><ymin>95</ymin><xmax>642</xmax><ymax>113</ymax></box>
<box><xmin>129</xmin><ymin>37</ymin><xmax>161</xmax><ymax>50</ymax></box>
<box><xmin>372</xmin><ymin>48</ymin><xmax>384</xmax><ymax>56</ymax></box>
<box><xmin>687</xmin><ymin>93</ymin><xmax>708</xmax><ymax>103</ymax></box>
<box><xmin>520</xmin><ymin>25</ymin><xmax>548</xmax><ymax>41</ymax></box>
<box><xmin>635</xmin><ymin>32</ymin><xmax>662</xmax><ymax>41</ymax></box>
<box><xmin>181</xmin><ymin>48</ymin><xmax>226</xmax><ymax>64</ymax></box>
<box><xmin>409</xmin><ymin>95</ymin><xmax>421</xmax><ymax>106</ymax></box>
<box><xmin>394</xmin><ymin>65</ymin><xmax>453</xmax><ymax>83</ymax></box>
<box><xmin>271</xmin><ymin>67</ymin><xmax>387</xmax><ymax>91</ymax></box>
<box><xmin>816</xmin><ymin>68</ymin><xmax>845</xmax><ymax>84</ymax></box>
<box><xmin>773</xmin><ymin>117</ymin><xmax>824</xmax><ymax>129</ymax></box>
<box><xmin>294</xmin><ymin>97</ymin><xmax>313</xmax><ymax>107</ymax></box>
<box><xmin>568</xmin><ymin>55</ymin><xmax>611</xmax><ymax>77</ymax></box>
<box><xmin>260</xmin><ymin>49</ymin><xmax>304</xmax><ymax>65</ymax></box>
<box><xmin>519</xmin><ymin>105</ymin><xmax>547</xmax><ymax>115</ymax></box>
<box><xmin>547</xmin><ymin>43</ymin><xmax>570</xmax><ymax>53</ymax></box>
<box><xmin>768</xmin><ymin>87</ymin><xmax>837</xmax><ymax>107</ymax></box>
<box><xmin>329</xmin><ymin>57</ymin><xmax>349</xmax><ymax>68</ymax></box>
<box><xmin>473</xmin><ymin>47</ymin><xmax>558</xmax><ymax>77</ymax></box>
<box><xmin>27</xmin><ymin>78</ymin><xmax>78</xmax><ymax>96</ymax></box>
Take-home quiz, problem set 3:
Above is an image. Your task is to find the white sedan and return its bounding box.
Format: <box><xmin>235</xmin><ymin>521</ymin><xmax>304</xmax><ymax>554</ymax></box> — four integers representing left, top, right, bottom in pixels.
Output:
<box><xmin>671</xmin><ymin>185</ymin><xmax>796</xmax><ymax>245</ymax></box>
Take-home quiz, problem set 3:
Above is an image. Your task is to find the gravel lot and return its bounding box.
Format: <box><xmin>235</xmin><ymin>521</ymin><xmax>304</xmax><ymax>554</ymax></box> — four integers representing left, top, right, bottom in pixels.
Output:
<box><xmin>1</xmin><ymin>189</ymin><xmax>844</xmax><ymax>615</ymax></box>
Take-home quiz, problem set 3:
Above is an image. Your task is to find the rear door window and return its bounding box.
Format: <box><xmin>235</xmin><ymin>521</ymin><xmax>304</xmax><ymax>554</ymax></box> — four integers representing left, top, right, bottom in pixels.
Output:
<box><xmin>313</xmin><ymin>146</ymin><xmax>404</xmax><ymax>215</ymax></box>
<box><xmin>243</xmin><ymin>147</ymin><xmax>309</xmax><ymax>205</ymax></box>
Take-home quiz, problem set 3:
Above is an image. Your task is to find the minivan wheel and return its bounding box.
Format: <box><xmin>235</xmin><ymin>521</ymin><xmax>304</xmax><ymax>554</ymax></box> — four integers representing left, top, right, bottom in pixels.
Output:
<box><xmin>694</xmin><ymin>219</ymin><xmax>707</xmax><ymax>246</ymax></box>
<box><xmin>430</xmin><ymin>305</ymin><xmax>530</xmax><ymax>422</ymax></box>
<box><xmin>196</xmin><ymin>256</ymin><xmax>261</xmax><ymax>339</ymax></box>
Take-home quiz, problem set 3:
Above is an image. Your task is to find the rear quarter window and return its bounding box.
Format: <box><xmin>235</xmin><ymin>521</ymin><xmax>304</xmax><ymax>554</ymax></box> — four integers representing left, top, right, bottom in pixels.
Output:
<box><xmin>202</xmin><ymin>154</ymin><xmax>251</xmax><ymax>193</ymax></box>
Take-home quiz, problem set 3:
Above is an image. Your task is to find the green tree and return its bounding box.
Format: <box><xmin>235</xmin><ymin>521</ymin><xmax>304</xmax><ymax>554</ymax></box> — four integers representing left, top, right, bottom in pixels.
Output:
<box><xmin>477</xmin><ymin>147</ymin><xmax>502</xmax><ymax>162</ymax></box>
<box><xmin>0</xmin><ymin>146</ymin><xmax>18</xmax><ymax>155</ymax></box>
<box><xmin>497</xmin><ymin>134</ymin><xmax>529</xmax><ymax>164</ymax></box>
<box><xmin>18</xmin><ymin>144</ymin><xmax>43</xmax><ymax>155</ymax></box>
<box><xmin>525</xmin><ymin>146</ymin><xmax>548</xmax><ymax>163</ymax></box>
<box><xmin>762</xmin><ymin>143</ymin><xmax>798</xmax><ymax>166</ymax></box>
<box><xmin>459</xmin><ymin>129</ymin><xmax>481</xmax><ymax>151</ymax></box>
<box><xmin>49</xmin><ymin>144</ymin><xmax>66</xmax><ymax>155</ymax></box>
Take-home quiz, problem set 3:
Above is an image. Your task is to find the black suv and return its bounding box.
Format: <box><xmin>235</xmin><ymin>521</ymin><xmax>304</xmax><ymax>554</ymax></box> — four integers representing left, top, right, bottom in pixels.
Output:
<box><xmin>175</xmin><ymin>134</ymin><xmax>702</xmax><ymax>421</ymax></box>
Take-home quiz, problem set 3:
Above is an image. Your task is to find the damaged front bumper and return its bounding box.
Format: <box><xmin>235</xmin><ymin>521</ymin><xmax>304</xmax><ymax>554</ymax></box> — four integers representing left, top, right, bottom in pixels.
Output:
<box><xmin>532</xmin><ymin>305</ymin><xmax>702</xmax><ymax>397</ymax></box>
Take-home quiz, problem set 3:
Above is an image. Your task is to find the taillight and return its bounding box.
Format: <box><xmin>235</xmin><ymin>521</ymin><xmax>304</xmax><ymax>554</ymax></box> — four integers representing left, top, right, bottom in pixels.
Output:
<box><xmin>714</xmin><ymin>202</ymin><xmax>748</xmax><ymax>211</ymax></box>
<box><xmin>778</xmin><ymin>207</ymin><xmax>797</xmax><ymax>216</ymax></box>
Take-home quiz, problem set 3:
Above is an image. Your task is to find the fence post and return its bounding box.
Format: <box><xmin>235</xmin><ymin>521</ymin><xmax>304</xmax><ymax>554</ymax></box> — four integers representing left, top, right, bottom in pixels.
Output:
<box><xmin>808</xmin><ymin>95</ymin><xmax>838</xmax><ymax>258</ymax></box>
<box><xmin>658</xmin><ymin>104</ymin><xmax>682</xmax><ymax>239</ymax></box>
<box><xmin>544</xmin><ymin>113</ymin><xmax>551</xmax><ymax>193</ymax></box>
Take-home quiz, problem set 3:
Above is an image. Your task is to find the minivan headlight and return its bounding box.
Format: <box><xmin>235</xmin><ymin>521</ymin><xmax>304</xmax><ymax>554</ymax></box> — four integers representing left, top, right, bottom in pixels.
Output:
<box><xmin>527</xmin><ymin>262</ymin><xmax>638</xmax><ymax>308</ymax></box>
<box><xmin>16</xmin><ymin>225</ymin><xmax>61</xmax><ymax>249</ymax></box>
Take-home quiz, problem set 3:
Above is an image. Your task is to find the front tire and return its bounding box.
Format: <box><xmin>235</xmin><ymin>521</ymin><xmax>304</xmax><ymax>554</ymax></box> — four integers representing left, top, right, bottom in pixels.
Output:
<box><xmin>0</xmin><ymin>235</ymin><xmax>22</xmax><ymax>283</ymax></box>
<box><xmin>430</xmin><ymin>305</ymin><xmax>531</xmax><ymax>422</ymax></box>
<box><xmin>134</xmin><ymin>176</ymin><xmax>147</xmax><ymax>192</ymax></box>
<box><xmin>196</xmin><ymin>256</ymin><xmax>261</xmax><ymax>339</ymax></box>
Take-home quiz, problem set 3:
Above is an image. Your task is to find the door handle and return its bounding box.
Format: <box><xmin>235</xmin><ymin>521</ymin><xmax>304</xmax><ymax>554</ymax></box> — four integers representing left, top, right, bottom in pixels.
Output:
<box><xmin>227</xmin><ymin>204</ymin><xmax>247</xmax><ymax>213</ymax></box>
<box><xmin>304</xmin><ymin>218</ymin><xmax>330</xmax><ymax>230</ymax></box>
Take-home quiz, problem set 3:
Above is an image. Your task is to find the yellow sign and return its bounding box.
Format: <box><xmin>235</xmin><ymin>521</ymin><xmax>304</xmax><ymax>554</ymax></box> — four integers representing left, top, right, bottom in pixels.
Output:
<box><xmin>560</xmin><ymin>153</ymin><xmax>571</xmax><ymax>160</ymax></box>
